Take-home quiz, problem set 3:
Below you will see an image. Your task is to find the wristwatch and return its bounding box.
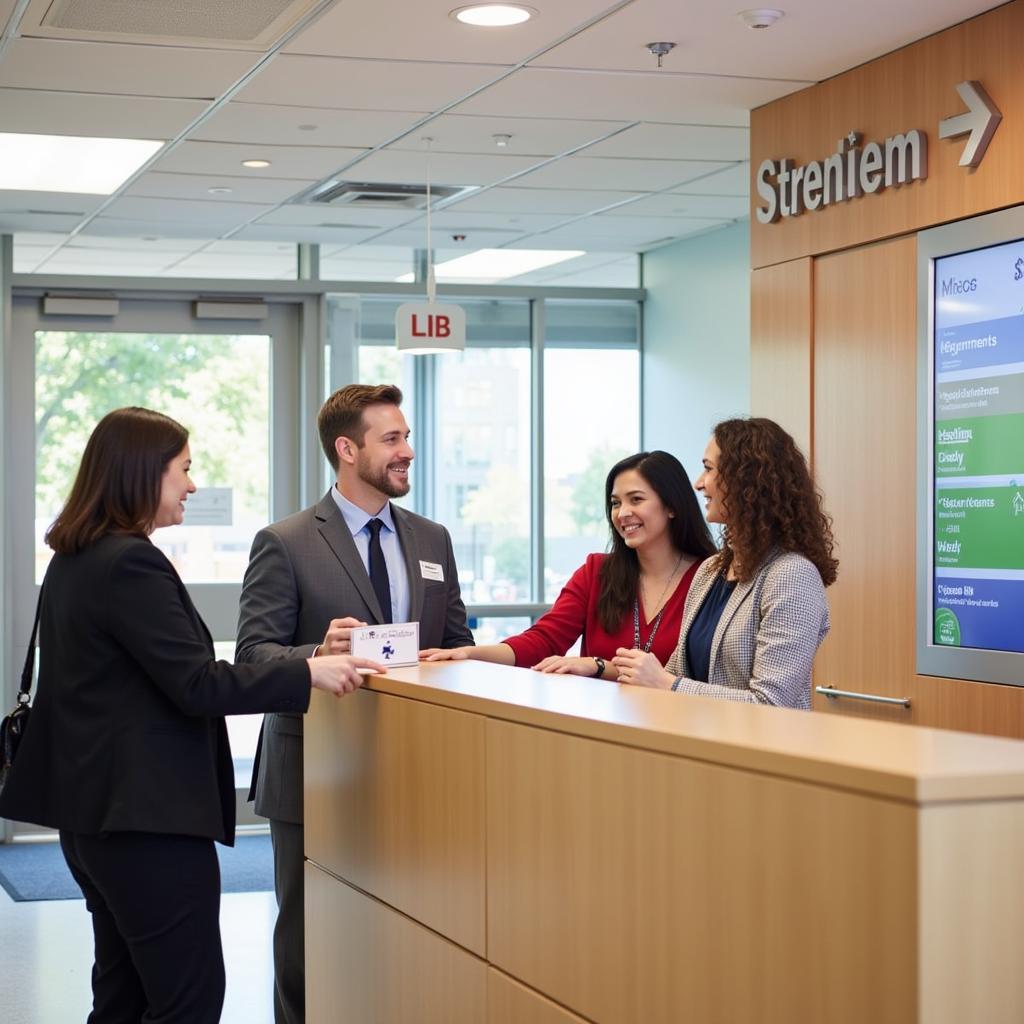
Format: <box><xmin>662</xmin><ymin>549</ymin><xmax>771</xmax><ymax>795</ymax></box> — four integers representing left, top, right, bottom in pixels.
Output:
<box><xmin>592</xmin><ymin>656</ymin><xmax>606</xmax><ymax>678</ymax></box>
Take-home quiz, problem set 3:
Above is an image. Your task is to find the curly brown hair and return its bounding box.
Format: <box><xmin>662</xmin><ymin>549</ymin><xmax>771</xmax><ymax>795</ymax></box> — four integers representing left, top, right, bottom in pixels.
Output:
<box><xmin>711</xmin><ymin>417</ymin><xmax>837</xmax><ymax>586</ymax></box>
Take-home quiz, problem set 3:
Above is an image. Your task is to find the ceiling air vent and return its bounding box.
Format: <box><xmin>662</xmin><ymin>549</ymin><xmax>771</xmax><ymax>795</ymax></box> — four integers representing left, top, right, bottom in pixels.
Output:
<box><xmin>299</xmin><ymin>181</ymin><xmax>476</xmax><ymax>211</ymax></box>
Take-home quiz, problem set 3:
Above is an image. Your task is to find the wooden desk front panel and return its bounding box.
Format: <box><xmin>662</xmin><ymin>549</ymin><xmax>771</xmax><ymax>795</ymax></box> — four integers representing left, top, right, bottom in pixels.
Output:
<box><xmin>305</xmin><ymin>864</ymin><xmax>486</xmax><ymax>1024</ymax></box>
<box><xmin>486</xmin><ymin>717</ymin><xmax>917</xmax><ymax>1024</ymax></box>
<box><xmin>304</xmin><ymin>688</ymin><xmax>486</xmax><ymax>955</ymax></box>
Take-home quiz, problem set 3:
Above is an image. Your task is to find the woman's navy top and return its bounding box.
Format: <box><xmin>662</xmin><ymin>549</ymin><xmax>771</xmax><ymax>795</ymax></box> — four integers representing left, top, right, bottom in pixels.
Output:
<box><xmin>684</xmin><ymin>573</ymin><xmax>737</xmax><ymax>683</ymax></box>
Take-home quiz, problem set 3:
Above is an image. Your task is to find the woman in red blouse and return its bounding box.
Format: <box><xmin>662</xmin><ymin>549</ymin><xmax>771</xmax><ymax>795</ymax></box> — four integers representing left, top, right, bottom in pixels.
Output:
<box><xmin>421</xmin><ymin>451</ymin><xmax>716</xmax><ymax>680</ymax></box>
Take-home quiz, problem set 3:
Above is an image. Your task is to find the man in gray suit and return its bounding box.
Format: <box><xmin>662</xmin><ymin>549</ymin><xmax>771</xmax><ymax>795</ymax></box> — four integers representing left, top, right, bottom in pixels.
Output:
<box><xmin>236</xmin><ymin>383</ymin><xmax>474</xmax><ymax>1024</ymax></box>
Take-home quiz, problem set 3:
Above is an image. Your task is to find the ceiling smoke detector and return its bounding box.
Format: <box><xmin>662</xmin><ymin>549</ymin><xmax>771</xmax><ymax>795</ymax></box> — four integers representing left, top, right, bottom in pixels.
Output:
<box><xmin>737</xmin><ymin>8</ymin><xmax>784</xmax><ymax>29</ymax></box>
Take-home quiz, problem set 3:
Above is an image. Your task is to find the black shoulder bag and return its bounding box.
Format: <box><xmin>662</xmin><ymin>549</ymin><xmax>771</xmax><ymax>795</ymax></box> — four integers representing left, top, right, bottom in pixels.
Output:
<box><xmin>0</xmin><ymin>590</ymin><xmax>43</xmax><ymax>794</ymax></box>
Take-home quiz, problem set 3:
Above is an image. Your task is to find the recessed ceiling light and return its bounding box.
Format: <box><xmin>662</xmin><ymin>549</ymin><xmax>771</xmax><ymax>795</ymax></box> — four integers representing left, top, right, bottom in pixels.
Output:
<box><xmin>0</xmin><ymin>132</ymin><xmax>163</xmax><ymax>194</ymax></box>
<box><xmin>241</xmin><ymin>159</ymin><xmax>271</xmax><ymax>169</ymax></box>
<box><xmin>207</xmin><ymin>186</ymin><xmax>233</xmax><ymax>194</ymax></box>
<box><xmin>451</xmin><ymin>4</ymin><xmax>534</xmax><ymax>27</ymax></box>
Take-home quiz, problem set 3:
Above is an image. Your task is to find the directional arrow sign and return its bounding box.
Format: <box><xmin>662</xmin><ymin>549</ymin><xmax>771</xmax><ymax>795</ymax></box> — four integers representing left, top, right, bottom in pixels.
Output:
<box><xmin>939</xmin><ymin>80</ymin><xmax>1002</xmax><ymax>168</ymax></box>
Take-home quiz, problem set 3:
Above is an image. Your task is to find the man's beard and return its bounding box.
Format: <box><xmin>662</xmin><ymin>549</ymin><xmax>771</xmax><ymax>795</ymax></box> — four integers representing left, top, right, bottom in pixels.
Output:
<box><xmin>357</xmin><ymin>455</ymin><xmax>411</xmax><ymax>498</ymax></box>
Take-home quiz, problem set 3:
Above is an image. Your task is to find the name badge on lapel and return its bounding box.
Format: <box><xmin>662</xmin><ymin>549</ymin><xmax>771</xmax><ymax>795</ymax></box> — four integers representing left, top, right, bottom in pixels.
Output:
<box><xmin>419</xmin><ymin>560</ymin><xmax>444</xmax><ymax>582</ymax></box>
<box><xmin>350</xmin><ymin>622</ymin><xmax>420</xmax><ymax>667</ymax></box>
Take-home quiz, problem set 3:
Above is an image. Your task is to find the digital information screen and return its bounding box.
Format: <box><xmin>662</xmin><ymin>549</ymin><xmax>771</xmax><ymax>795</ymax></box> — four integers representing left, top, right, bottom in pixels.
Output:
<box><xmin>932</xmin><ymin>240</ymin><xmax>1024</xmax><ymax>655</ymax></box>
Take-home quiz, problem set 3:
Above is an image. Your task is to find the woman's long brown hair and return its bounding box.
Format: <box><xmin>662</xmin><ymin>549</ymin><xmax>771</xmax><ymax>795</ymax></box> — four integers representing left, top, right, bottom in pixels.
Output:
<box><xmin>712</xmin><ymin>418</ymin><xmax>837</xmax><ymax>586</ymax></box>
<box><xmin>46</xmin><ymin>407</ymin><xmax>189</xmax><ymax>555</ymax></box>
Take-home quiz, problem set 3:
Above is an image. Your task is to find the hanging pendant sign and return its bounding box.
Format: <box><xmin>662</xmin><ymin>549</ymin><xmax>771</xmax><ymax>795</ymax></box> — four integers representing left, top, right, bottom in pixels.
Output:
<box><xmin>395</xmin><ymin>301</ymin><xmax>466</xmax><ymax>353</ymax></box>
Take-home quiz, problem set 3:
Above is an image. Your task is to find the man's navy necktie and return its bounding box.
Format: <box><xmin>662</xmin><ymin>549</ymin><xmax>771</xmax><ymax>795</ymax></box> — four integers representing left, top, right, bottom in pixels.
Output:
<box><xmin>367</xmin><ymin>518</ymin><xmax>392</xmax><ymax>624</ymax></box>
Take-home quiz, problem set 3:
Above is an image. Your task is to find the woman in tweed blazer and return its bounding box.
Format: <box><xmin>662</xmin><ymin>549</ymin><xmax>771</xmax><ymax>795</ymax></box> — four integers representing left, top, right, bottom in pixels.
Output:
<box><xmin>613</xmin><ymin>418</ymin><xmax>837</xmax><ymax>708</ymax></box>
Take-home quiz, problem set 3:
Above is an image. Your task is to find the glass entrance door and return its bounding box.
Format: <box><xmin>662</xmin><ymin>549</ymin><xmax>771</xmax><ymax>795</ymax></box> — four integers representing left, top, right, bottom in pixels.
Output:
<box><xmin>5</xmin><ymin>294</ymin><xmax>304</xmax><ymax>835</ymax></box>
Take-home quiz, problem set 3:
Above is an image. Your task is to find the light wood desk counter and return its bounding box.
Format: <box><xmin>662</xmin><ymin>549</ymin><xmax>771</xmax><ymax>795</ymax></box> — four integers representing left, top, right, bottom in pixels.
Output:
<box><xmin>305</xmin><ymin>662</ymin><xmax>1024</xmax><ymax>1024</ymax></box>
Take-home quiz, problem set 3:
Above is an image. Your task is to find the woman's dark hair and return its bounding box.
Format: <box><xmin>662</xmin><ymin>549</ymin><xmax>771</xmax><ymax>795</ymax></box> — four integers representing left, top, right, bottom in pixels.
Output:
<box><xmin>712</xmin><ymin>417</ymin><xmax>838</xmax><ymax>586</ymax></box>
<box><xmin>46</xmin><ymin>407</ymin><xmax>189</xmax><ymax>555</ymax></box>
<box><xmin>596</xmin><ymin>450</ymin><xmax>717</xmax><ymax>633</ymax></box>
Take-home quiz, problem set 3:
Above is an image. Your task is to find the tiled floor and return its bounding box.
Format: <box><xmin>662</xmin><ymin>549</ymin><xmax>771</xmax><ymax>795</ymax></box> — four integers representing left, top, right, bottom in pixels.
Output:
<box><xmin>0</xmin><ymin>884</ymin><xmax>277</xmax><ymax>1023</ymax></box>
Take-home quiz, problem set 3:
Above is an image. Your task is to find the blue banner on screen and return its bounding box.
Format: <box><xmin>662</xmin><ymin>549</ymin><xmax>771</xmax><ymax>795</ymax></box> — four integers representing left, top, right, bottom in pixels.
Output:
<box><xmin>933</xmin><ymin>239</ymin><xmax>1024</xmax><ymax>655</ymax></box>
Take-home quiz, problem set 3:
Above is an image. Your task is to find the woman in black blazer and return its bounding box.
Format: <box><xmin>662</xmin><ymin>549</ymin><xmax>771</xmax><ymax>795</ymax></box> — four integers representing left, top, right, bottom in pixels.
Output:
<box><xmin>0</xmin><ymin>407</ymin><xmax>380</xmax><ymax>1024</ymax></box>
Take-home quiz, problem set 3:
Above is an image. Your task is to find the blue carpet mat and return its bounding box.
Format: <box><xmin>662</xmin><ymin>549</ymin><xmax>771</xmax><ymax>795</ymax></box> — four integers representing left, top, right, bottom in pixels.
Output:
<box><xmin>0</xmin><ymin>833</ymin><xmax>274</xmax><ymax>902</ymax></box>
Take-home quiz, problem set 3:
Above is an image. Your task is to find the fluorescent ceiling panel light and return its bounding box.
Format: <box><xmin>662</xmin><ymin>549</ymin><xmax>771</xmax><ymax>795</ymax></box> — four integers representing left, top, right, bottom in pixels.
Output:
<box><xmin>452</xmin><ymin>4</ymin><xmax>534</xmax><ymax>27</ymax></box>
<box><xmin>0</xmin><ymin>133</ymin><xmax>163</xmax><ymax>194</ymax></box>
<box><xmin>431</xmin><ymin>248</ymin><xmax>585</xmax><ymax>281</ymax></box>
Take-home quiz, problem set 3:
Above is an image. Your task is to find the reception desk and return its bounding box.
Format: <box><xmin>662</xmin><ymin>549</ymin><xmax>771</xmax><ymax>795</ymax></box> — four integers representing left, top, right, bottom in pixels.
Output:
<box><xmin>304</xmin><ymin>662</ymin><xmax>1024</xmax><ymax>1024</ymax></box>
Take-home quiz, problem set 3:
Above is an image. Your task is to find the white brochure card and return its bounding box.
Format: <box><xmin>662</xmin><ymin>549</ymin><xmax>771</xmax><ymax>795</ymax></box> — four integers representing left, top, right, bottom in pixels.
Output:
<box><xmin>350</xmin><ymin>622</ymin><xmax>420</xmax><ymax>668</ymax></box>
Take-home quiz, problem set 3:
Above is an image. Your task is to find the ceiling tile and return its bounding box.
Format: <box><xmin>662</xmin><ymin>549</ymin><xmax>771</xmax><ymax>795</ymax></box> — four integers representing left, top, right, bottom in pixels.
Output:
<box><xmin>234</xmin><ymin>54</ymin><xmax>502</xmax><ymax>112</ymax></box>
<box><xmin>449</xmin><ymin>186</ymin><xmax>643</xmax><ymax>215</ymax></box>
<box><xmin>370</xmin><ymin>227</ymin><xmax>528</xmax><ymax>248</ymax></box>
<box><xmin>83</xmin><ymin>217</ymin><xmax>246</xmax><ymax>240</ymax></box>
<box><xmin>339</xmin><ymin>149</ymin><xmax>542</xmax><ymax>188</ymax></box>
<box><xmin>671</xmin><ymin>162</ymin><xmax>750</xmax><ymax>197</ymax></box>
<box><xmin>530</xmin><ymin>0</ymin><xmax>1000</xmax><ymax>83</ymax></box>
<box><xmin>388</xmin><ymin>113</ymin><xmax>633</xmax><ymax>157</ymax></box>
<box><xmin>0</xmin><ymin>38</ymin><xmax>254</xmax><ymax>98</ymax></box>
<box><xmin>192</xmin><ymin>102</ymin><xmax>431</xmax><ymax>148</ymax></box>
<box><xmin>510</xmin><ymin>156</ymin><xmax>730</xmax><ymax>191</ymax></box>
<box><xmin>0</xmin><ymin>88</ymin><xmax>206</xmax><ymax>139</ymax></box>
<box><xmin>232</xmin><ymin>222</ymin><xmax>384</xmax><ymax>244</ymax></box>
<box><xmin>0</xmin><ymin>211</ymin><xmax>87</xmax><ymax>233</ymax></box>
<box><xmin>285</xmin><ymin>0</ymin><xmax>618</xmax><ymax>63</ymax></box>
<box><xmin>454</xmin><ymin>67</ymin><xmax>802</xmax><ymax>124</ymax></box>
<box><xmin>430</xmin><ymin>210</ymin><xmax>574</xmax><ymax>234</ymax></box>
<box><xmin>124</xmin><ymin>171</ymin><xmax>312</xmax><ymax>204</ymax></box>
<box><xmin>66</xmin><ymin>235</ymin><xmax>204</xmax><ymax>252</ymax></box>
<box><xmin>0</xmin><ymin>190</ymin><xmax>104</xmax><ymax>216</ymax></box>
<box><xmin>582</xmin><ymin>123</ymin><xmax>749</xmax><ymax>162</ymax></box>
<box><xmin>102</xmin><ymin>196</ymin><xmax>273</xmax><ymax>229</ymax></box>
<box><xmin>255</xmin><ymin>205</ymin><xmax>414</xmax><ymax>228</ymax></box>
<box><xmin>151</xmin><ymin>140</ymin><xmax>367</xmax><ymax>179</ymax></box>
<box><xmin>602</xmin><ymin>193</ymin><xmax>749</xmax><ymax>219</ymax></box>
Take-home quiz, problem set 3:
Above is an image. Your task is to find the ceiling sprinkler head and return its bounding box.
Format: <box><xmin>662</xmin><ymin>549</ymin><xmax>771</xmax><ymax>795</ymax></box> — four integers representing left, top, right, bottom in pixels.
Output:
<box><xmin>737</xmin><ymin>8</ymin><xmax>784</xmax><ymax>29</ymax></box>
<box><xmin>492</xmin><ymin>133</ymin><xmax>512</xmax><ymax>148</ymax></box>
<box><xmin>645</xmin><ymin>41</ymin><xmax>676</xmax><ymax>68</ymax></box>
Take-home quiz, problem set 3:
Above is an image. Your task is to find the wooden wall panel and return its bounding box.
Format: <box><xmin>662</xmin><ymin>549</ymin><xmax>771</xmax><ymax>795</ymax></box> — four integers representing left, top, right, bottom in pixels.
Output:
<box><xmin>811</xmin><ymin>236</ymin><xmax>1024</xmax><ymax>736</ymax></box>
<box><xmin>303</xmin><ymin>689</ymin><xmax>486</xmax><ymax>954</ymax></box>
<box><xmin>488</xmin><ymin>970</ymin><xmax>590</xmax><ymax>1024</ymax></box>
<box><xmin>305</xmin><ymin>865</ymin><xmax>486</xmax><ymax>1024</ymax></box>
<box><xmin>486</xmin><ymin>718</ymin><xmax>918</xmax><ymax>1024</ymax></box>
<box><xmin>750</xmin><ymin>257</ymin><xmax>813</xmax><ymax>457</ymax></box>
<box><xmin>750</xmin><ymin>1</ymin><xmax>1024</xmax><ymax>269</ymax></box>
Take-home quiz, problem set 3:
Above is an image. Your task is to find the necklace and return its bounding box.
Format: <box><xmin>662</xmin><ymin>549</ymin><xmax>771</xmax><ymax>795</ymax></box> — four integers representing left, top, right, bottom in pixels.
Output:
<box><xmin>633</xmin><ymin>553</ymin><xmax>685</xmax><ymax>652</ymax></box>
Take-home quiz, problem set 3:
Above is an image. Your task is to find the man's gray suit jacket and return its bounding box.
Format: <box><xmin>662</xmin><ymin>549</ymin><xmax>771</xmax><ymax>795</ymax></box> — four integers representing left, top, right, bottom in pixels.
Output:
<box><xmin>236</xmin><ymin>491</ymin><xmax>474</xmax><ymax>824</ymax></box>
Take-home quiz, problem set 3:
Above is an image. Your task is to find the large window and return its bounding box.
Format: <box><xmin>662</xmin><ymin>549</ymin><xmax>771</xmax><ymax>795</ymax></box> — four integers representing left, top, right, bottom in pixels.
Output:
<box><xmin>34</xmin><ymin>330</ymin><xmax>271</xmax><ymax>584</ymax></box>
<box><xmin>543</xmin><ymin>301</ymin><xmax>641</xmax><ymax>601</ymax></box>
<box><xmin>337</xmin><ymin>293</ymin><xmax>641</xmax><ymax>615</ymax></box>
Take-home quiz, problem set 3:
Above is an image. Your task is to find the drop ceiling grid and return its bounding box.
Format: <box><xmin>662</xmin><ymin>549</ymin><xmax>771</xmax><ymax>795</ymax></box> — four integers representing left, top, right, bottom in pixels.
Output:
<box><xmin>0</xmin><ymin>88</ymin><xmax>210</xmax><ymax>139</ymax></box>
<box><xmin>190</xmin><ymin>103</ymin><xmax>435</xmax><ymax>148</ymax></box>
<box><xmin>0</xmin><ymin>37</ymin><xmax>257</xmax><ymax>97</ymax></box>
<box><xmin>450</xmin><ymin>65</ymin><xmax>801</xmax><ymax>122</ymax></box>
<box><xmin>124</xmin><ymin>171</ymin><xmax>318</xmax><ymax>205</ymax></box>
